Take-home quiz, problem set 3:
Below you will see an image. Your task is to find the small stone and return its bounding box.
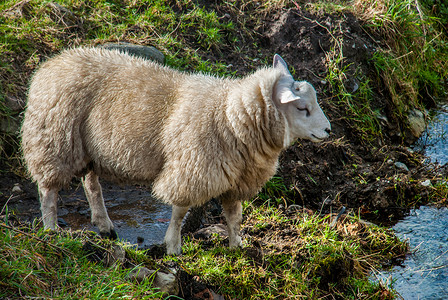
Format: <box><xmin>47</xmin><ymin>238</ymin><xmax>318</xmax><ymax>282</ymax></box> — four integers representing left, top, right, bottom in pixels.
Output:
<box><xmin>128</xmin><ymin>267</ymin><xmax>155</xmax><ymax>283</ymax></box>
<box><xmin>137</xmin><ymin>236</ymin><xmax>144</xmax><ymax>243</ymax></box>
<box><xmin>57</xmin><ymin>218</ymin><xmax>68</xmax><ymax>227</ymax></box>
<box><xmin>102</xmin><ymin>42</ymin><xmax>165</xmax><ymax>64</ymax></box>
<box><xmin>408</xmin><ymin>109</ymin><xmax>426</xmax><ymax>138</ymax></box>
<box><xmin>104</xmin><ymin>244</ymin><xmax>126</xmax><ymax>267</ymax></box>
<box><xmin>394</xmin><ymin>162</ymin><xmax>409</xmax><ymax>172</ymax></box>
<box><xmin>193</xmin><ymin>224</ymin><xmax>228</xmax><ymax>240</ymax></box>
<box><xmin>406</xmin><ymin>147</ymin><xmax>414</xmax><ymax>153</ymax></box>
<box><xmin>5</xmin><ymin>96</ymin><xmax>25</xmax><ymax>112</ymax></box>
<box><xmin>48</xmin><ymin>2</ymin><xmax>80</xmax><ymax>27</ymax></box>
<box><xmin>3</xmin><ymin>0</ymin><xmax>32</xmax><ymax>19</ymax></box>
<box><xmin>155</xmin><ymin>271</ymin><xmax>179</xmax><ymax>295</ymax></box>
<box><xmin>1</xmin><ymin>117</ymin><xmax>21</xmax><ymax>135</ymax></box>
<box><xmin>286</xmin><ymin>204</ymin><xmax>303</xmax><ymax>215</ymax></box>
<box><xmin>12</xmin><ymin>183</ymin><xmax>23</xmax><ymax>193</ymax></box>
<box><xmin>421</xmin><ymin>179</ymin><xmax>431</xmax><ymax>187</ymax></box>
<box><xmin>78</xmin><ymin>208</ymin><xmax>90</xmax><ymax>216</ymax></box>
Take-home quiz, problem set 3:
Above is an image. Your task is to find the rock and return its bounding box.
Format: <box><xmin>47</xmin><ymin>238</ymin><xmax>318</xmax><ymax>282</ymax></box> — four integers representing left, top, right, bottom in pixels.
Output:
<box><xmin>394</xmin><ymin>162</ymin><xmax>409</xmax><ymax>172</ymax></box>
<box><xmin>48</xmin><ymin>2</ymin><xmax>81</xmax><ymax>28</ymax></box>
<box><xmin>193</xmin><ymin>224</ymin><xmax>228</xmax><ymax>240</ymax></box>
<box><xmin>0</xmin><ymin>116</ymin><xmax>21</xmax><ymax>135</ymax></box>
<box><xmin>128</xmin><ymin>267</ymin><xmax>155</xmax><ymax>283</ymax></box>
<box><xmin>104</xmin><ymin>244</ymin><xmax>126</xmax><ymax>267</ymax></box>
<box><xmin>57</xmin><ymin>218</ymin><xmax>68</xmax><ymax>227</ymax></box>
<box><xmin>155</xmin><ymin>270</ymin><xmax>179</xmax><ymax>295</ymax></box>
<box><xmin>5</xmin><ymin>96</ymin><xmax>25</xmax><ymax>112</ymax></box>
<box><xmin>11</xmin><ymin>183</ymin><xmax>23</xmax><ymax>193</ymax></box>
<box><xmin>421</xmin><ymin>179</ymin><xmax>431</xmax><ymax>187</ymax></box>
<box><xmin>375</xmin><ymin>112</ymin><xmax>389</xmax><ymax>126</ymax></box>
<box><xmin>102</xmin><ymin>42</ymin><xmax>165</xmax><ymax>64</ymax></box>
<box><xmin>144</xmin><ymin>243</ymin><xmax>166</xmax><ymax>259</ymax></box>
<box><xmin>182</xmin><ymin>205</ymin><xmax>206</xmax><ymax>235</ymax></box>
<box><xmin>286</xmin><ymin>204</ymin><xmax>302</xmax><ymax>215</ymax></box>
<box><xmin>3</xmin><ymin>0</ymin><xmax>32</xmax><ymax>19</ymax></box>
<box><xmin>408</xmin><ymin>109</ymin><xmax>426</xmax><ymax>138</ymax></box>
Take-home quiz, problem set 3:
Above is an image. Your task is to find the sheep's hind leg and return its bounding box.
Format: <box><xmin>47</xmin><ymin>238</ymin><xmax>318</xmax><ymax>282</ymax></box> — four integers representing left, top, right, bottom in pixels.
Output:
<box><xmin>164</xmin><ymin>205</ymin><xmax>190</xmax><ymax>255</ymax></box>
<box><xmin>39</xmin><ymin>186</ymin><xmax>59</xmax><ymax>230</ymax></box>
<box><xmin>222</xmin><ymin>199</ymin><xmax>243</xmax><ymax>248</ymax></box>
<box><xmin>82</xmin><ymin>171</ymin><xmax>117</xmax><ymax>239</ymax></box>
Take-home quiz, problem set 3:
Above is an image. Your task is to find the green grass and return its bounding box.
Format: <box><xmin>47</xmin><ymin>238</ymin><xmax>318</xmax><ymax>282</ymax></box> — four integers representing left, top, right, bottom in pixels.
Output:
<box><xmin>324</xmin><ymin>41</ymin><xmax>383</xmax><ymax>144</ymax></box>
<box><xmin>166</xmin><ymin>202</ymin><xmax>407</xmax><ymax>299</ymax></box>
<box><xmin>0</xmin><ymin>216</ymin><xmax>165</xmax><ymax>299</ymax></box>
<box><xmin>303</xmin><ymin>0</ymin><xmax>448</xmax><ymax>144</ymax></box>
<box><xmin>354</xmin><ymin>0</ymin><xmax>448</xmax><ymax>140</ymax></box>
<box><xmin>1</xmin><ymin>1</ymin><xmax>446</xmax><ymax>297</ymax></box>
<box><xmin>1</xmin><ymin>0</ymin><xmax>447</xmax><ymax>157</ymax></box>
<box><xmin>1</xmin><ymin>201</ymin><xmax>408</xmax><ymax>299</ymax></box>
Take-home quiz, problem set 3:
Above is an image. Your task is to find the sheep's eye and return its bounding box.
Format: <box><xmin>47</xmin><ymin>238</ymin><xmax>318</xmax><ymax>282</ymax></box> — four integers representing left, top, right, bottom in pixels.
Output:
<box><xmin>293</xmin><ymin>82</ymin><xmax>300</xmax><ymax>91</ymax></box>
<box><xmin>297</xmin><ymin>107</ymin><xmax>310</xmax><ymax>117</ymax></box>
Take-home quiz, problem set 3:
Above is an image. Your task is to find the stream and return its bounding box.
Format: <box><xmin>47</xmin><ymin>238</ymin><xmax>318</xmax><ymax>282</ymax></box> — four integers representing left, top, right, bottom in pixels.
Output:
<box><xmin>375</xmin><ymin>106</ymin><xmax>448</xmax><ymax>299</ymax></box>
<box><xmin>58</xmin><ymin>182</ymin><xmax>172</xmax><ymax>248</ymax></box>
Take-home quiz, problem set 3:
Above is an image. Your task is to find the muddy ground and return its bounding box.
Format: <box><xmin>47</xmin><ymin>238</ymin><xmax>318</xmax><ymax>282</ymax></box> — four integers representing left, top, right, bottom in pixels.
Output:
<box><xmin>0</xmin><ymin>5</ymin><xmax>446</xmax><ymax>299</ymax></box>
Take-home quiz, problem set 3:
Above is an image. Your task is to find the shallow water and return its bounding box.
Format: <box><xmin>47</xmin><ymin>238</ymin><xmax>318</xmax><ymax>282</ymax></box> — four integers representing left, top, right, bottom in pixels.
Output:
<box><xmin>376</xmin><ymin>206</ymin><xmax>448</xmax><ymax>299</ymax></box>
<box><xmin>414</xmin><ymin>105</ymin><xmax>448</xmax><ymax>165</ymax></box>
<box><xmin>376</xmin><ymin>107</ymin><xmax>448</xmax><ymax>299</ymax></box>
<box><xmin>58</xmin><ymin>183</ymin><xmax>172</xmax><ymax>248</ymax></box>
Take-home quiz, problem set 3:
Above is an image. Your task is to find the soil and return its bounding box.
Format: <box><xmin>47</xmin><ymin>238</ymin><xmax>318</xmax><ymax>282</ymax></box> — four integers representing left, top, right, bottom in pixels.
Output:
<box><xmin>0</xmin><ymin>5</ymin><xmax>445</xmax><ymax>299</ymax></box>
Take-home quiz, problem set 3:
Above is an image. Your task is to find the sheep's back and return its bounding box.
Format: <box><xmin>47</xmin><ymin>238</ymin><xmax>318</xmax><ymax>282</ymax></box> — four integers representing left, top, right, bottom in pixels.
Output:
<box><xmin>22</xmin><ymin>47</ymin><xmax>179</xmax><ymax>187</ymax></box>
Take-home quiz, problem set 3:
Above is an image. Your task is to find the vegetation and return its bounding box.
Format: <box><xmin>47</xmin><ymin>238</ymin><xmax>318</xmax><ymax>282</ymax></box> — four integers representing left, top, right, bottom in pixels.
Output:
<box><xmin>1</xmin><ymin>0</ymin><xmax>447</xmax><ymax>157</ymax></box>
<box><xmin>355</xmin><ymin>0</ymin><xmax>448</xmax><ymax>128</ymax></box>
<box><xmin>1</xmin><ymin>0</ymin><xmax>447</xmax><ymax>298</ymax></box>
<box><xmin>167</xmin><ymin>202</ymin><xmax>407</xmax><ymax>299</ymax></box>
<box><xmin>1</xmin><ymin>202</ymin><xmax>408</xmax><ymax>299</ymax></box>
<box><xmin>0</xmin><ymin>213</ymin><xmax>164</xmax><ymax>299</ymax></box>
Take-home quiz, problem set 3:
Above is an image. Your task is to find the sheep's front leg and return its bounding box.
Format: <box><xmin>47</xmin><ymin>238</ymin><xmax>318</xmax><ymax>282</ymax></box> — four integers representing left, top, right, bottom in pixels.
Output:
<box><xmin>222</xmin><ymin>199</ymin><xmax>243</xmax><ymax>248</ymax></box>
<box><xmin>39</xmin><ymin>186</ymin><xmax>59</xmax><ymax>230</ymax></box>
<box><xmin>164</xmin><ymin>205</ymin><xmax>190</xmax><ymax>255</ymax></box>
<box><xmin>82</xmin><ymin>171</ymin><xmax>117</xmax><ymax>239</ymax></box>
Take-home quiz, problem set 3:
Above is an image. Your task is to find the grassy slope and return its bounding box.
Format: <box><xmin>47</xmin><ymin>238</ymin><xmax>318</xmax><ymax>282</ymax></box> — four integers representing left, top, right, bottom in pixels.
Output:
<box><xmin>1</xmin><ymin>205</ymin><xmax>407</xmax><ymax>299</ymax></box>
<box><xmin>0</xmin><ymin>219</ymin><xmax>165</xmax><ymax>299</ymax></box>
<box><xmin>1</xmin><ymin>0</ymin><xmax>447</xmax><ymax>299</ymax></box>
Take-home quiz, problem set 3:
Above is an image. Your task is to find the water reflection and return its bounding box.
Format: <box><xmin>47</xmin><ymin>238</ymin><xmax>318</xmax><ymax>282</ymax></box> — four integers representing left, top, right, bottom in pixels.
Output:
<box><xmin>414</xmin><ymin>105</ymin><xmax>448</xmax><ymax>165</ymax></box>
<box><xmin>377</xmin><ymin>206</ymin><xmax>448</xmax><ymax>299</ymax></box>
<box><xmin>59</xmin><ymin>183</ymin><xmax>172</xmax><ymax>248</ymax></box>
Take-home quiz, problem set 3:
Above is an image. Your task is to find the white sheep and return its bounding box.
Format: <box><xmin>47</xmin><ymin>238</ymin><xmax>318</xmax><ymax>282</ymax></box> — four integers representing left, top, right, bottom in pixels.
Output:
<box><xmin>21</xmin><ymin>47</ymin><xmax>331</xmax><ymax>254</ymax></box>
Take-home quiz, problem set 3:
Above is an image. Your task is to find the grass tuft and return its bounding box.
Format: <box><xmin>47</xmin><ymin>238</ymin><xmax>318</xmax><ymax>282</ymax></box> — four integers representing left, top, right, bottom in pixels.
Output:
<box><xmin>0</xmin><ymin>215</ymin><xmax>163</xmax><ymax>299</ymax></box>
<box><xmin>167</xmin><ymin>202</ymin><xmax>407</xmax><ymax>299</ymax></box>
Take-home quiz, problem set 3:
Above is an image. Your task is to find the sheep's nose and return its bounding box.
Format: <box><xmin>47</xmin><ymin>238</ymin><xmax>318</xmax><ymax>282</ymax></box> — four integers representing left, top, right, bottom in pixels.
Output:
<box><xmin>325</xmin><ymin>128</ymin><xmax>331</xmax><ymax>134</ymax></box>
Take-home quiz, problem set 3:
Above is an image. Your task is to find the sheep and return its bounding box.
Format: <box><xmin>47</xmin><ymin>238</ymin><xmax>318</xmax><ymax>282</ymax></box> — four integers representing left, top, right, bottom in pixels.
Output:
<box><xmin>21</xmin><ymin>47</ymin><xmax>331</xmax><ymax>254</ymax></box>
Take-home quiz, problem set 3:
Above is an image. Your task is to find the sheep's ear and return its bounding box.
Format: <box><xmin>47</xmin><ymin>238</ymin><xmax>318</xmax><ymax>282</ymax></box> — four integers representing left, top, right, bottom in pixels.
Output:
<box><xmin>279</xmin><ymin>90</ymin><xmax>301</xmax><ymax>104</ymax></box>
<box><xmin>273</xmin><ymin>54</ymin><xmax>290</xmax><ymax>75</ymax></box>
<box><xmin>275</xmin><ymin>78</ymin><xmax>301</xmax><ymax>104</ymax></box>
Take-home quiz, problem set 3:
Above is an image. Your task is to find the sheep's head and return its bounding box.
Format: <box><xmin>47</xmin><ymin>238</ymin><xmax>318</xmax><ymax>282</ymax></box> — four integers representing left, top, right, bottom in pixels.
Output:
<box><xmin>272</xmin><ymin>54</ymin><xmax>331</xmax><ymax>146</ymax></box>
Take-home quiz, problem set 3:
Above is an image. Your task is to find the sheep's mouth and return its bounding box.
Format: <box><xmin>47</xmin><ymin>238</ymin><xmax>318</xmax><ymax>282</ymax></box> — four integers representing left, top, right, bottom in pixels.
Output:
<box><xmin>311</xmin><ymin>134</ymin><xmax>327</xmax><ymax>141</ymax></box>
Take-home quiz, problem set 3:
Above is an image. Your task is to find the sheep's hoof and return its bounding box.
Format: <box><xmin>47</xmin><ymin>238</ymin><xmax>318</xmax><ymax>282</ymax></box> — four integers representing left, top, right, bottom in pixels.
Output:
<box><xmin>100</xmin><ymin>229</ymin><xmax>118</xmax><ymax>240</ymax></box>
<box><xmin>144</xmin><ymin>243</ymin><xmax>167</xmax><ymax>259</ymax></box>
